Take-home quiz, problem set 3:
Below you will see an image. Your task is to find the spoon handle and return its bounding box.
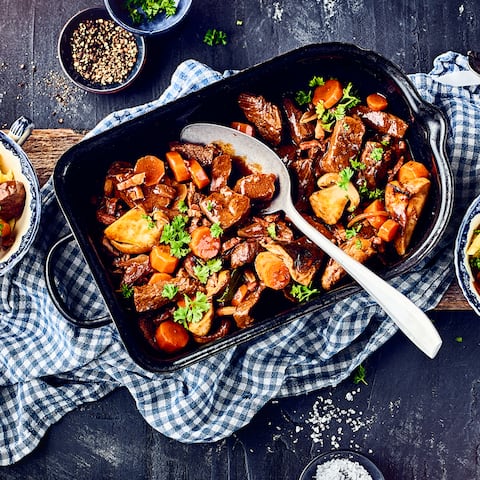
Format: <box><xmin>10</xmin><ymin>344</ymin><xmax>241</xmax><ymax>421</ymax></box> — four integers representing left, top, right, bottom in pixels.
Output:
<box><xmin>285</xmin><ymin>205</ymin><xmax>442</xmax><ymax>359</ymax></box>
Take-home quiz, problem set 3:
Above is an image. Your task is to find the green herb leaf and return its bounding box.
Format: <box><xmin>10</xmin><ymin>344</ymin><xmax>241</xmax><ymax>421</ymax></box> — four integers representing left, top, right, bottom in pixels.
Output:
<box><xmin>120</xmin><ymin>283</ymin><xmax>134</xmax><ymax>299</ymax></box>
<box><xmin>290</xmin><ymin>283</ymin><xmax>319</xmax><ymax>303</ymax></box>
<box><xmin>142</xmin><ymin>213</ymin><xmax>156</xmax><ymax>230</ymax></box>
<box><xmin>337</xmin><ymin>167</ymin><xmax>354</xmax><ymax>190</ymax></box>
<box><xmin>345</xmin><ymin>224</ymin><xmax>362</xmax><ymax>239</ymax></box>
<box><xmin>173</xmin><ymin>292</ymin><xmax>210</xmax><ymax>327</ymax></box>
<box><xmin>267</xmin><ymin>223</ymin><xmax>277</xmax><ymax>239</ymax></box>
<box><xmin>125</xmin><ymin>0</ymin><xmax>177</xmax><ymax>23</ymax></box>
<box><xmin>455</xmin><ymin>336</ymin><xmax>463</xmax><ymax>343</ymax></box>
<box><xmin>160</xmin><ymin>215</ymin><xmax>191</xmax><ymax>258</ymax></box>
<box><xmin>193</xmin><ymin>258</ymin><xmax>222</xmax><ymax>284</ymax></box>
<box><xmin>177</xmin><ymin>200</ymin><xmax>188</xmax><ymax>214</ymax></box>
<box><xmin>210</xmin><ymin>222</ymin><xmax>223</xmax><ymax>238</ymax></box>
<box><xmin>370</xmin><ymin>147</ymin><xmax>384</xmax><ymax>162</ymax></box>
<box><xmin>161</xmin><ymin>283</ymin><xmax>178</xmax><ymax>300</ymax></box>
<box><xmin>353</xmin><ymin>364</ymin><xmax>368</xmax><ymax>385</ymax></box>
<box><xmin>203</xmin><ymin>28</ymin><xmax>228</xmax><ymax>46</ymax></box>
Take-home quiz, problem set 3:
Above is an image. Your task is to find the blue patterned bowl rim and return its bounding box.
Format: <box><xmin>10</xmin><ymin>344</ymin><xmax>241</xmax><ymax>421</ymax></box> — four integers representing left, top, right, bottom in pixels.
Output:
<box><xmin>0</xmin><ymin>132</ymin><xmax>41</xmax><ymax>275</ymax></box>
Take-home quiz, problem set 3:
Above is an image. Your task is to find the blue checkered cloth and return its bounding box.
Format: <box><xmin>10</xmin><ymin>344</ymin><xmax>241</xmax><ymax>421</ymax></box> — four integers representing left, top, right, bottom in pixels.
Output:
<box><xmin>0</xmin><ymin>52</ymin><xmax>477</xmax><ymax>465</ymax></box>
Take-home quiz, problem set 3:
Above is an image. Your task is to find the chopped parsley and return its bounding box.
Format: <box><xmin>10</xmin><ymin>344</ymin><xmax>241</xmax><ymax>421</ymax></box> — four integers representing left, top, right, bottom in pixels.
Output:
<box><xmin>295</xmin><ymin>76</ymin><xmax>325</xmax><ymax>105</ymax></box>
<box><xmin>210</xmin><ymin>222</ymin><xmax>223</xmax><ymax>238</ymax></box>
<box><xmin>161</xmin><ymin>283</ymin><xmax>178</xmax><ymax>300</ymax></box>
<box><xmin>206</xmin><ymin>200</ymin><xmax>214</xmax><ymax>212</ymax></box>
<box><xmin>177</xmin><ymin>200</ymin><xmax>188</xmax><ymax>214</ymax></box>
<box><xmin>338</xmin><ymin>167</ymin><xmax>355</xmax><ymax>190</ymax></box>
<box><xmin>350</xmin><ymin>158</ymin><xmax>366</xmax><ymax>170</ymax></box>
<box><xmin>345</xmin><ymin>224</ymin><xmax>362</xmax><ymax>239</ymax></box>
<box><xmin>125</xmin><ymin>0</ymin><xmax>177</xmax><ymax>24</ymax></box>
<box><xmin>267</xmin><ymin>223</ymin><xmax>277</xmax><ymax>239</ymax></box>
<box><xmin>370</xmin><ymin>147</ymin><xmax>384</xmax><ymax>162</ymax></box>
<box><xmin>359</xmin><ymin>184</ymin><xmax>384</xmax><ymax>200</ymax></box>
<box><xmin>142</xmin><ymin>213</ymin><xmax>156</xmax><ymax>230</ymax></box>
<box><xmin>173</xmin><ymin>292</ymin><xmax>210</xmax><ymax>327</ymax></box>
<box><xmin>204</xmin><ymin>28</ymin><xmax>228</xmax><ymax>46</ymax></box>
<box><xmin>193</xmin><ymin>258</ymin><xmax>222</xmax><ymax>284</ymax></box>
<box><xmin>160</xmin><ymin>215</ymin><xmax>191</xmax><ymax>258</ymax></box>
<box><xmin>120</xmin><ymin>283</ymin><xmax>134</xmax><ymax>299</ymax></box>
<box><xmin>455</xmin><ymin>336</ymin><xmax>463</xmax><ymax>343</ymax></box>
<box><xmin>290</xmin><ymin>283</ymin><xmax>319</xmax><ymax>303</ymax></box>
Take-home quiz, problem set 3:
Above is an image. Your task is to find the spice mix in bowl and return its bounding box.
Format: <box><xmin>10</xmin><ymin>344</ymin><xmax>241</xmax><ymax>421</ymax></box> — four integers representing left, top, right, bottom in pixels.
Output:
<box><xmin>58</xmin><ymin>7</ymin><xmax>146</xmax><ymax>94</ymax></box>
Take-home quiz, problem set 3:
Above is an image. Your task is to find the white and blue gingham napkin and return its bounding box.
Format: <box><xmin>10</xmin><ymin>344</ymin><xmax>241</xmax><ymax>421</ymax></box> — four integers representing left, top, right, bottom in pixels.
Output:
<box><xmin>0</xmin><ymin>52</ymin><xmax>477</xmax><ymax>465</ymax></box>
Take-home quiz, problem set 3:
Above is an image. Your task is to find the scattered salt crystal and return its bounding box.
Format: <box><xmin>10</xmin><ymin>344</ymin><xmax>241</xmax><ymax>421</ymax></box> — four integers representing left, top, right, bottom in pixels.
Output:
<box><xmin>314</xmin><ymin>458</ymin><xmax>373</xmax><ymax>480</ymax></box>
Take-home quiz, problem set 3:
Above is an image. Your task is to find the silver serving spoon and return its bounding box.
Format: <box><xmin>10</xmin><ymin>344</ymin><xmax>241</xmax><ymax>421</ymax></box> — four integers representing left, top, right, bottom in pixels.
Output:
<box><xmin>180</xmin><ymin>123</ymin><xmax>442</xmax><ymax>359</ymax></box>
<box><xmin>436</xmin><ymin>50</ymin><xmax>480</xmax><ymax>87</ymax></box>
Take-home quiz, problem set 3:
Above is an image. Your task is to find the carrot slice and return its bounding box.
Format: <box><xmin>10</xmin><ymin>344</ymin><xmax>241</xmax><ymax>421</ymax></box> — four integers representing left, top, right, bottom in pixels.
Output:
<box><xmin>0</xmin><ymin>219</ymin><xmax>11</xmax><ymax>238</ymax></box>
<box><xmin>378</xmin><ymin>219</ymin><xmax>400</xmax><ymax>242</ymax></box>
<box><xmin>154</xmin><ymin>320</ymin><xmax>189</xmax><ymax>353</ymax></box>
<box><xmin>231</xmin><ymin>284</ymin><xmax>249</xmax><ymax>307</ymax></box>
<box><xmin>187</xmin><ymin>159</ymin><xmax>210</xmax><ymax>189</ymax></box>
<box><xmin>134</xmin><ymin>155</ymin><xmax>165</xmax><ymax>186</ymax></box>
<box><xmin>150</xmin><ymin>244</ymin><xmax>179</xmax><ymax>273</ymax></box>
<box><xmin>231</xmin><ymin>122</ymin><xmax>255</xmax><ymax>136</ymax></box>
<box><xmin>189</xmin><ymin>225</ymin><xmax>220</xmax><ymax>260</ymax></box>
<box><xmin>363</xmin><ymin>199</ymin><xmax>388</xmax><ymax>229</ymax></box>
<box><xmin>148</xmin><ymin>272</ymin><xmax>173</xmax><ymax>284</ymax></box>
<box><xmin>254</xmin><ymin>251</ymin><xmax>290</xmax><ymax>290</ymax></box>
<box><xmin>312</xmin><ymin>79</ymin><xmax>344</xmax><ymax>109</ymax></box>
<box><xmin>165</xmin><ymin>151</ymin><xmax>191</xmax><ymax>182</ymax></box>
<box><xmin>366</xmin><ymin>93</ymin><xmax>388</xmax><ymax>111</ymax></box>
<box><xmin>397</xmin><ymin>161</ymin><xmax>430</xmax><ymax>183</ymax></box>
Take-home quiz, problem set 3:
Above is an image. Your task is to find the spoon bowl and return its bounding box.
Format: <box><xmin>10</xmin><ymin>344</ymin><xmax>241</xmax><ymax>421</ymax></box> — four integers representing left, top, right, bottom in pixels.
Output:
<box><xmin>180</xmin><ymin>123</ymin><xmax>442</xmax><ymax>358</ymax></box>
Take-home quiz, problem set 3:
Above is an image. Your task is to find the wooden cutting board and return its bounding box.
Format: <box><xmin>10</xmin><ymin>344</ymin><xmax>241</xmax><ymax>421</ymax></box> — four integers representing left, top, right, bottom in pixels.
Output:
<box><xmin>20</xmin><ymin>129</ymin><xmax>468</xmax><ymax>311</ymax></box>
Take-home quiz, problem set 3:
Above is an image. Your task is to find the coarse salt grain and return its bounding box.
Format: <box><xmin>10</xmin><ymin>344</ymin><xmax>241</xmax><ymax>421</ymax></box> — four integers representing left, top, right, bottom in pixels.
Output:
<box><xmin>314</xmin><ymin>458</ymin><xmax>373</xmax><ymax>480</ymax></box>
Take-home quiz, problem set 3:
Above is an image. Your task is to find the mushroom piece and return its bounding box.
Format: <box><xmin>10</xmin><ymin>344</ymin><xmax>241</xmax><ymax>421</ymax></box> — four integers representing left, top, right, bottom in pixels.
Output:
<box><xmin>187</xmin><ymin>301</ymin><xmax>214</xmax><ymax>337</ymax></box>
<box><xmin>309</xmin><ymin>173</ymin><xmax>360</xmax><ymax>225</ymax></box>
<box><xmin>262</xmin><ymin>238</ymin><xmax>324</xmax><ymax>286</ymax></box>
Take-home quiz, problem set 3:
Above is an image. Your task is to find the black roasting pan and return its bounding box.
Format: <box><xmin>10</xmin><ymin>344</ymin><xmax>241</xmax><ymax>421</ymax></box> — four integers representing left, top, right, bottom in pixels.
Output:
<box><xmin>50</xmin><ymin>43</ymin><xmax>454</xmax><ymax>372</ymax></box>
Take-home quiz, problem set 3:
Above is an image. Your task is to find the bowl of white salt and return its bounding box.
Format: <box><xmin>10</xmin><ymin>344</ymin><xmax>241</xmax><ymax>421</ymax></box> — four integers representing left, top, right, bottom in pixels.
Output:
<box><xmin>299</xmin><ymin>450</ymin><xmax>384</xmax><ymax>480</ymax></box>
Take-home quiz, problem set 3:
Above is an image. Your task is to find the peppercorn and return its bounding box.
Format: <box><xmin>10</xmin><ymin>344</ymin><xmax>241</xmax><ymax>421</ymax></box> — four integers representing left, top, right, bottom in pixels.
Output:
<box><xmin>70</xmin><ymin>18</ymin><xmax>138</xmax><ymax>87</ymax></box>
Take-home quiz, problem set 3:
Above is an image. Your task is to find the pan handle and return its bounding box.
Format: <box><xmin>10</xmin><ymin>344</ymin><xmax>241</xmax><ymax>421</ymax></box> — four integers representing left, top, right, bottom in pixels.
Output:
<box><xmin>45</xmin><ymin>233</ymin><xmax>112</xmax><ymax>328</ymax></box>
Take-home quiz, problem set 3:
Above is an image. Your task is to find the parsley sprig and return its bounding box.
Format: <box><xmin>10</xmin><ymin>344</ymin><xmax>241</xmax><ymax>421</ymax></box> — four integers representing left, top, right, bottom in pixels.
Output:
<box><xmin>173</xmin><ymin>292</ymin><xmax>210</xmax><ymax>327</ymax></box>
<box><xmin>193</xmin><ymin>258</ymin><xmax>222</xmax><ymax>284</ymax></box>
<box><xmin>160</xmin><ymin>215</ymin><xmax>191</xmax><ymax>259</ymax></box>
<box><xmin>353</xmin><ymin>364</ymin><xmax>368</xmax><ymax>385</ymax></box>
<box><xmin>290</xmin><ymin>283</ymin><xmax>319</xmax><ymax>303</ymax></box>
<box><xmin>204</xmin><ymin>29</ymin><xmax>228</xmax><ymax>46</ymax></box>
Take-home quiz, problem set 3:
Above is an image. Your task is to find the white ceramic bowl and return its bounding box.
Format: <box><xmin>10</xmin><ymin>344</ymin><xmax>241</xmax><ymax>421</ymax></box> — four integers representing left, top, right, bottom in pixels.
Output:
<box><xmin>299</xmin><ymin>450</ymin><xmax>385</xmax><ymax>480</ymax></box>
<box><xmin>454</xmin><ymin>194</ymin><xmax>480</xmax><ymax>315</ymax></box>
<box><xmin>0</xmin><ymin>117</ymin><xmax>41</xmax><ymax>275</ymax></box>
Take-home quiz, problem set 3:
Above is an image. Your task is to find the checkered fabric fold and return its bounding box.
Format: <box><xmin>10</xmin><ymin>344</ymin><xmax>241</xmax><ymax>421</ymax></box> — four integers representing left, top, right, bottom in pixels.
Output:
<box><xmin>0</xmin><ymin>53</ymin><xmax>476</xmax><ymax>465</ymax></box>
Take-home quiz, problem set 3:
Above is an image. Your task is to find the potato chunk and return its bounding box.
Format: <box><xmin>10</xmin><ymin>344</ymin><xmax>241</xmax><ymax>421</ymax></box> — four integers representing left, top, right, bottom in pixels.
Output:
<box><xmin>104</xmin><ymin>207</ymin><xmax>166</xmax><ymax>254</ymax></box>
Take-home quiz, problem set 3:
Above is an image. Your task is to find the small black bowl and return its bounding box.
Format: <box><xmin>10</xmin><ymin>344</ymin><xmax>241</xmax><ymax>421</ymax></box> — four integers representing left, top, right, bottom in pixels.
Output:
<box><xmin>58</xmin><ymin>7</ymin><xmax>146</xmax><ymax>94</ymax></box>
<box><xmin>104</xmin><ymin>0</ymin><xmax>192</xmax><ymax>36</ymax></box>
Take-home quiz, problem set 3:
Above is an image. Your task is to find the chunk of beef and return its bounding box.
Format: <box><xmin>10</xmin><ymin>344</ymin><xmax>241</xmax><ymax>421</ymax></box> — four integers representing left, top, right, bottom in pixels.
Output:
<box><xmin>234</xmin><ymin>172</ymin><xmax>276</xmax><ymax>201</ymax></box>
<box><xmin>230</xmin><ymin>240</ymin><xmax>261</xmax><ymax>268</ymax></box>
<box><xmin>290</xmin><ymin>157</ymin><xmax>316</xmax><ymax>212</ymax></box>
<box><xmin>233</xmin><ymin>284</ymin><xmax>266</xmax><ymax>328</ymax></box>
<box><xmin>134</xmin><ymin>273</ymin><xmax>199</xmax><ymax>312</ymax></box>
<box><xmin>321</xmin><ymin>116</ymin><xmax>365</xmax><ymax>173</ymax></box>
<box><xmin>321</xmin><ymin>237</ymin><xmax>377</xmax><ymax>290</ymax></box>
<box><xmin>210</xmin><ymin>154</ymin><xmax>232</xmax><ymax>192</ymax></box>
<box><xmin>354</xmin><ymin>106</ymin><xmax>408</xmax><ymax>138</ymax></box>
<box><xmin>115</xmin><ymin>254</ymin><xmax>153</xmax><ymax>286</ymax></box>
<box><xmin>0</xmin><ymin>181</ymin><xmax>26</xmax><ymax>220</ymax></box>
<box><xmin>359</xmin><ymin>141</ymin><xmax>394</xmax><ymax>190</ymax></box>
<box><xmin>199</xmin><ymin>186</ymin><xmax>250</xmax><ymax>229</ymax></box>
<box><xmin>283</xmin><ymin>97</ymin><xmax>315</xmax><ymax>145</ymax></box>
<box><xmin>238</xmin><ymin>93</ymin><xmax>283</xmax><ymax>146</ymax></box>
<box><xmin>170</xmin><ymin>142</ymin><xmax>222</xmax><ymax>167</ymax></box>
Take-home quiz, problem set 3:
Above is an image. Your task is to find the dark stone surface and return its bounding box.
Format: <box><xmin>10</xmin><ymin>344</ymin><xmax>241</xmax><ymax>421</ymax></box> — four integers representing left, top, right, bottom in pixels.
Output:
<box><xmin>1</xmin><ymin>0</ymin><xmax>479</xmax><ymax>478</ymax></box>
